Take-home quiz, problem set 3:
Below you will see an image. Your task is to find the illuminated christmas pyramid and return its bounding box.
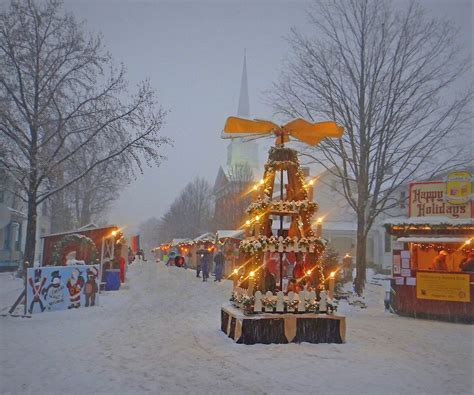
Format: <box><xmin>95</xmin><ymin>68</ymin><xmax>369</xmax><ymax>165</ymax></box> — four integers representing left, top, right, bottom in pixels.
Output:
<box><xmin>222</xmin><ymin>116</ymin><xmax>345</xmax><ymax>295</ymax></box>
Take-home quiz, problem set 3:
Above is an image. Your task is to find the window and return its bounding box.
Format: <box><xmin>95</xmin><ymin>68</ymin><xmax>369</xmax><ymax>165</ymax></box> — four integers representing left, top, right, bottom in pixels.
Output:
<box><xmin>3</xmin><ymin>223</ymin><xmax>10</xmax><ymax>250</ymax></box>
<box><xmin>15</xmin><ymin>223</ymin><xmax>22</xmax><ymax>251</ymax></box>
<box><xmin>384</xmin><ymin>231</ymin><xmax>392</xmax><ymax>253</ymax></box>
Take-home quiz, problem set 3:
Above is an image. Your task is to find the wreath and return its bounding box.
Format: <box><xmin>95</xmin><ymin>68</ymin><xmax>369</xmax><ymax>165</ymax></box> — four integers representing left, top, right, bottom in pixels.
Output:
<box><xmin>51</xmin><ymin>234</ymin><xmax>98</xmax><ymax>265</ymax></box>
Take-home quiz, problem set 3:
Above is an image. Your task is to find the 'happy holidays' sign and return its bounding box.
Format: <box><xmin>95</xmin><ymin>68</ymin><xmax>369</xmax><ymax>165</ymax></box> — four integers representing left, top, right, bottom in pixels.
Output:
<box><xmin>409</xmin><ymin>182</ymin><xmax>471</xmax><ymax>219</ymax></box>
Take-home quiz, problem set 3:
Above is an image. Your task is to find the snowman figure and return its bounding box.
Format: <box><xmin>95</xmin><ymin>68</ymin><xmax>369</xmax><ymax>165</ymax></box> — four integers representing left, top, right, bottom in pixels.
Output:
<box><xmin>42</xmin><ymin>270</ymin><xmax>65</xmax><ymax>309</ymax></box>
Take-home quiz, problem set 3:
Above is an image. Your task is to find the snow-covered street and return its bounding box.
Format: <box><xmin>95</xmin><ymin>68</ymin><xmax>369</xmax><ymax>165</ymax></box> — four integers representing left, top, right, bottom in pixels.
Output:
<box><xmin>1</xmin><ymin>263</ymin><xmax>473</xmax><ymax>395</ymax></box>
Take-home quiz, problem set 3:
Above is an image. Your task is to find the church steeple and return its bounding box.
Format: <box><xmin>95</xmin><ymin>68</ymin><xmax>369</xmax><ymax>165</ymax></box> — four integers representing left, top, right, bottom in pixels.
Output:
<box><xmin>237</xmin><ymin>50</ymin><xmax>250</xmax><ymax>118</ymax></box>
<box><xmin>227</xmin><ymin>51</ymin><xmax>259</xmax><ymax>175</ymax></box>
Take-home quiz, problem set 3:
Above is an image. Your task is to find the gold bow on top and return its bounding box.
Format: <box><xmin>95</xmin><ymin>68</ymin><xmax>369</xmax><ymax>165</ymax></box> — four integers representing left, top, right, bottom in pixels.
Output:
<box><xmin>223</xmin><ymin>117</ymin><xmax>344</xmax><ymax>146</ymax></box>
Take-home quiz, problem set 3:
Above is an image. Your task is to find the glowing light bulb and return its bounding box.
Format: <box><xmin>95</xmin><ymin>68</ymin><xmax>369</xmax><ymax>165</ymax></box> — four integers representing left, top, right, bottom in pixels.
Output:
<box><xmin>309</xmin><ymin>179</ymin><xmax>314</xmax><ymax>186</ymax></box>
<box><xmin>233</xmin><ymin>269</ymin><xmax>238</xmax><ymax>275</ymax></box>
<box><xmin>249</xmin><ymin>271</ymin><xmax>255</xmax><ymax>278</ymax></box>
<box><xmin>465</xmin><ymin>239</ymin><xmax>472</xmax><ymax>245</ymax></box>
<box><xmin>330</xmin><ymin>271</ymin><xmax>335</xmax><ymax>278</ymax></box>
<box><xmin>255</xmin><ymin>215</ymin><xmax>260</xmax><ymax>221</ymax></box>
<box><xmin>111</xmin><ymin>230</ymin><xmax>117</xmax><ymax>236</ymax></box>
<box><xmin>306</xmin><ymin>270</ymin><xmax>312</xmax><ymax>275</ymax></box>
<box><xmin>317</xmin><ymin>217</ymin><xmax>323</xmax><ymax>223</ymax></box>
<box><xmin>259</xmin><ymin>179</ymin><xmax>264</xmax><ymax>185</ymax></box>
<box><xmin>246</xmin><ymin>220</ymin><xmax>251</xmax><ymax>226</ymax></box>
<box><xmin>253</xmin><ymin>185</ymin><xmax>258</xmax><ymax>191</ymax></box>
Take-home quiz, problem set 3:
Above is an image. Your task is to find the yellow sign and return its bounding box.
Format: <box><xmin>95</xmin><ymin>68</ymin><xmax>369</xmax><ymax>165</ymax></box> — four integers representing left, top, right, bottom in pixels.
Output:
<box><xmin>416</xmin><ymin>272</ymin><xmax>470</xmax><ymax>302</ymax></box>
<box><xmin>409</xmin><ymin>182</ymin><xmax>471</xmax><ymax>218</ymax></box>
<box><xmin>446</xmin><ymin>171</ymin><xmax>472</xmax><ymax>205</ymax></box>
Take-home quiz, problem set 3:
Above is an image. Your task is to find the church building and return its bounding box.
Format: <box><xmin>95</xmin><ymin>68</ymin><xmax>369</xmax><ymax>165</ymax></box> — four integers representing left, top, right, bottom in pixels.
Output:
<box><xmin>213</xmin><ymin>53</ymin><xmax>259</xmax><ymax>229</ymax></box>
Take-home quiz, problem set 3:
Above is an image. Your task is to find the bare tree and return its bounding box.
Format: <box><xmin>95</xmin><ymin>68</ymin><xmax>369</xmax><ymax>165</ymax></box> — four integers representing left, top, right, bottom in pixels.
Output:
<box><xmin>138</xmin><ymin>216</ymin><xmax>160</xmax><ymax>252</ymax></box>
<box><xmin>270</xmin><ymin>0</ymin><xmax>472</xmax><ymax>294</ymax></box>
<box><xmin>157</xmin><ymin>177</ymin><xmax>213</xmax><ymax>243</ymax></box>
<box><xmin>214</xmin><ymin>163</ymin><xmax>254</xmax><ymax>229</ymax></box>
<box><xmin>48</xmin><ymin>135</ymin><xmax>133</xmax><ymax>233</ymax></box>
<box><xmin>0</xmin><ymin>0</ymin><xmax>169</xmax><ymax>265</ymax></box>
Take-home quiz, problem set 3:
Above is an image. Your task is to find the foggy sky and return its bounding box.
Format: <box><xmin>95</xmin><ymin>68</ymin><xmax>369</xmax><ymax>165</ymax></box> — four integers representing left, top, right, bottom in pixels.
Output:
<box><xmin>63</xmin><ymin>0</ymin><xmax>472</xmax><ymax>234</ymax></box>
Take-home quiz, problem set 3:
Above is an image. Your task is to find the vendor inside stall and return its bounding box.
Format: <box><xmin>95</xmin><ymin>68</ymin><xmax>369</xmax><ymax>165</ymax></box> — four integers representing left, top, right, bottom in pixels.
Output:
<box><xmin>403</xmin><ymin>238</ymin><xmax>474</xmax><ymax>272</ymax></box>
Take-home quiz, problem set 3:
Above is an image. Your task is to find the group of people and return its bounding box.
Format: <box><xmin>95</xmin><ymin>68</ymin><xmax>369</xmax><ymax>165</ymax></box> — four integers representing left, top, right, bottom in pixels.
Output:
<box><xmin>195</xmin><ymin>250</ymin><xmax>226</xmax><ymax>282</ymax></box>
<box><xmin>432</xmin><ymin>250</ymin><xmax>474</xmax><ymax>272</ymax></box>
<box><xmin>164</xmin><ymin>249</ymin><xmax>227</xmax><ymax>283</ymax></box>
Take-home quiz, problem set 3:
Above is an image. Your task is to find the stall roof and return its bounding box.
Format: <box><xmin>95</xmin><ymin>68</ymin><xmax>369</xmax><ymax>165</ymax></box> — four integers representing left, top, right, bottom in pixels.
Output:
<box><xmin>383</xmin><ymin>216</ymin><xmax>473</xmax><ymax>225</ymax></box>
<box><xmin>216</xmin><ymin>230</ymin><xmax>245</xmax><ymax>240</ymax></box>
<box><xmin>397</xmin><ymin>237</ymin><xmax>470</xmax><ymax>243</ymax></box>
<box><xmin>171</xmin><ymin>238</ymin><xmax>193</xmax><ymax>246</ymax></box>
<box><xmin>193</xmin><ymin>232</ymin><xmax>216</xmax><ymax>243</ymax></box>
<box><xmin>41</xmin><ymin>224</ymin><xmax>119</xmax><ymax>238</ymax></box>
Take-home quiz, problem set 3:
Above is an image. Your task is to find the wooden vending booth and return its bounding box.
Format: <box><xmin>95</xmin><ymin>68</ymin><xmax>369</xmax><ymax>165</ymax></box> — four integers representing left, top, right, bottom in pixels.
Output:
<box><xmin>384</xmin><ymin>176</ymin><xmax>473</xmax><ymax>323</ymax></box>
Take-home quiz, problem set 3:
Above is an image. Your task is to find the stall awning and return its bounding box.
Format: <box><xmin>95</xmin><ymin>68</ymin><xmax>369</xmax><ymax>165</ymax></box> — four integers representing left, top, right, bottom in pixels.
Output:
<box><xmin>216</xmin><ymin>230</ymin><xmax>245</xmax><ymax>240</ymax></box>
<box><xmin>383</xmin><ymin>216</ymin><xmax>473</xmax><ymax>226</ymax></box>
<box><xmin>193</xmin><ymin>232</ymin><xmax>216</xmax><ymax>243</ymax></box>
<box><xmin>171</xmin><ymin>238</ymin><xmax>194</xmax><ymax>246</ymax></box>
<box><xmin>396</xmin><ymin>237</ymin><xmax>469</xmax><ymax>244</ymax></box>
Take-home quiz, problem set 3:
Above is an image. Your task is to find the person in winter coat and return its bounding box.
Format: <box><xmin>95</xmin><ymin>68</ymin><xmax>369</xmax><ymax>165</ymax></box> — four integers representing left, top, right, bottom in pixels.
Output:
<box><xmin>213</xmin><ymin>251</ymin><xmax>225</xmax><ymax>282</ymax></box>
<box><xmin>128</xmin><ymin>247</ymin><xmax>135</xmax><ymax>264</ymax></box>
<box><xmin>201</xmin><ymin>253</ymin><xmax>210</xmax><ymax>282</ymax></box>
<box><xmin>196</xmin><ymin>251</ymin><xmax>204</xmax><ymax>277</ymax></box>
<box><xmin>432</xmin><ymin>250</ymin><xmax>448</xmax><ymax>271</ymax></box>
<box><xmin>460</xmin><ymin>252</ymin><xmax>474</xmax><ymax>272</ymax></box>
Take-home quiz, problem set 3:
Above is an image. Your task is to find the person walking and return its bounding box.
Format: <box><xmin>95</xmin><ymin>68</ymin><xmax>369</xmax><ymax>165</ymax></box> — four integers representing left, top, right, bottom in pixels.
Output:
<box><xmin>201</xmin><ymin>252</ymin><xmax>210</xmax><ymax>282</ymax></box>
<box><xmin>213</xmin><ymin>250</ymin><xmax>225</xmax><ymax>282</ymax></box>
<box><xmin>196</xmin><ymin>251</ymin><xmax>203</xmax><ymax>277</ymax></box>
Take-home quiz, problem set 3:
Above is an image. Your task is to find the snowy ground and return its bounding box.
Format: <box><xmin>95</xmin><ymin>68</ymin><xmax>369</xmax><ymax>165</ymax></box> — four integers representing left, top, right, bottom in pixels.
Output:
<box><xmin>0</xmin><ymin>263</ymin><xmax>473</xmax><ymax>395</ymax></box>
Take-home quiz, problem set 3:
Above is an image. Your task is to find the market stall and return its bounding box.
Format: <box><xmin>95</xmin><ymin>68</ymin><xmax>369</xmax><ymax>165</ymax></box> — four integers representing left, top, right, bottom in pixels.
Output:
<box><xmin>41</xmin><ymin>224</ymin><xmax>127</xmax><ymax>291</ymax></box>
<box><xmin>384</xmin><ymin>176</ymin><xmax>474</xmax><ymax>323</ymax></box>
<box><xmin>191</xmin><ymin>233</ymin><xmax>216</xmax><ymax>270</ymax></box>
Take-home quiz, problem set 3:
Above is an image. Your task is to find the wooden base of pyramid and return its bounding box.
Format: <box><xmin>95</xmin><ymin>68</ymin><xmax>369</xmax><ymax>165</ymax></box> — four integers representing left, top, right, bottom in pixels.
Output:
<box><xmin>221</xmin><ymin>303</ymin><xmax>346</xmax><ymax>345</ymax></box>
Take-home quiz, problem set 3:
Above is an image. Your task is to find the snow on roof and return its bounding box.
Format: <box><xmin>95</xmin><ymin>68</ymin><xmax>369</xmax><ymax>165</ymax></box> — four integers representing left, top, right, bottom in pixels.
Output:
<box><xmin>171</xmin><ymin>238</ymin><xmax>193</xmax><ymax>246</ymax></box>
<box><xmin>396</xmin><ymin>237</ymin><xmax>469</xmax><ymax>244</ymax></box>
<box><xmin>77</xmin><ymin>223</ymin><xmax>98</xmax><ymax>231</ymax></box>
<box><xmin>193</xmin><ymin>232</ymin><xmax>216</xmax><ymax>243</ymax></box>
<box><xmin>41</xmin><ymin>224</ymin><xmax>119</xmax><ymax>238</ymax></box>
<box><xmin>216</xmin><ymin>230</ymin><xmax>245</xmax><ymax>240</ymax></box>
<box><xmin>382</xmin><ymin>216</ymin><xmax>473</xmax><ymax>225</ymax></box>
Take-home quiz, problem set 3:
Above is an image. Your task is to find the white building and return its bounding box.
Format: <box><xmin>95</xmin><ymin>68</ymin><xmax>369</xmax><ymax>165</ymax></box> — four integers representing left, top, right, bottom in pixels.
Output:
<box><xmin>0</xmin><ymin>170</ymin><xmax>51</xmax><ymax>270</ymax></box>
<box><xmin>309</xmin><ymin>168</ymin><xmax>368</xmax><ymax>262</ymax></box>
